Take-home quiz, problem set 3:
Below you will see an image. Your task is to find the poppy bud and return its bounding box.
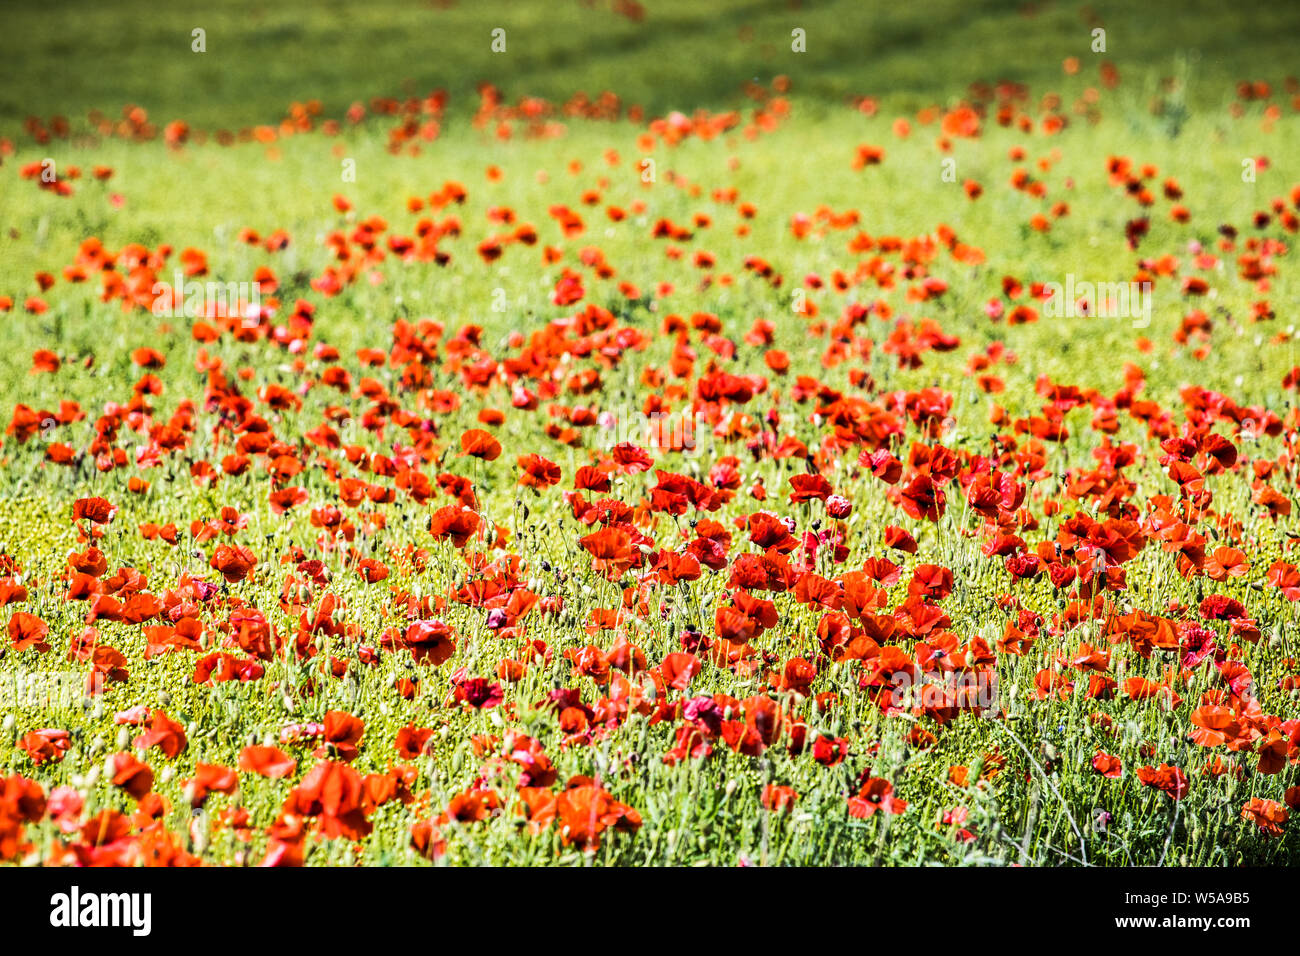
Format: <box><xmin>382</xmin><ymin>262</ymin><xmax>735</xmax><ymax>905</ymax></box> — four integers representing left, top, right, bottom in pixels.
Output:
<box><xmin>190</xmin><ymin>810</ymin><xmax>209</xmax><ymax>855</ymax></box>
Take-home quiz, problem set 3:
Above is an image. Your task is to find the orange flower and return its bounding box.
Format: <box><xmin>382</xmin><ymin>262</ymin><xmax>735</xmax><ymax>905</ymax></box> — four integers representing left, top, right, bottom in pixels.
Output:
<box><xmin>210</xmin><ymin>544</ymin><xmax>258</xmax><ymax>583</ymax></box>
<box><xmin>517</xmin><ymin>453</ymin><xmax>561</xmax><ymax>488</ymax></box>
<box><xmin>460</xmin><ymin>428</ymin><xmax>502</xmax><ymax>461</ymax></box>
<box><xmin>238</xmin><ymin>745</ymin><xmax>297</xmax><ymax>779</ymax></box>
<box><xmin>556</xmin><ymin>784</ymin><xmax>641</xmax><ymax>850</ymax></box>
<box><xmin>1241</xmin><ymin>798</ymin><xmax>1288</xmax><ymax>836</ymax></box>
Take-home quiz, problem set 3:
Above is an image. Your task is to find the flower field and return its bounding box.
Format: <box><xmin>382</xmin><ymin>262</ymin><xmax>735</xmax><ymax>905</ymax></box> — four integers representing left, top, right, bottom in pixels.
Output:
<box><xmin>2</xmin><ymin>0</ymin><xmax>1300</xmax><ymax>868</ymax></box>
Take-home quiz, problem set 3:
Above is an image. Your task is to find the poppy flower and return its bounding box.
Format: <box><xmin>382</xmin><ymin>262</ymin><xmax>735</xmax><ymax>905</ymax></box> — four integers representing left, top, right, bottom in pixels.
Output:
<box><xmin>109</xmin><ymin>752</ymin><xmax>154</xmax><ymax>800</ymax></box>
<box><xmin>1091</xmin><ymin>751</ymin><xmax>1123</xmax><ymax>777</ymax></box>
<box><xmin>429</xmin><ymin>505</ymin><xmax>481</xmax><ymax>548</ymax></box>
<box><xmin>8</xmin><ymin>612</ymin><xmax>50</xmax><ymax>652</ymax></box>
<box><xmin>847</xmin><ymin>777</ymin><xmax>907</xmax><ymax>817</ymax></box>
<box><xmin>394</xmin><ymin>725</ymin><xmax>435</xmax><ymax>759</ymax></box>
<box><xmin>453</xmin><ymin>674</ymin><xmax>503</xmax><ymax>709</ymax></box>
<box><xmin>574</xmin><ymin>465</ymin><xmax>612</xmax><ymax>492</ymax></box>
<box><xmin>1135</xmin><ymin>764</ymin><xmax>1189</xmax><ymax>800</ymax></box>
<box><xmin>812</xmin><ymin>735</ymin><xmax>848</xmax><ymax>767</ymax></box>
<box><xmin>18</xmin><ymin>729</ymin><xmax>71</xmax><ymax>765</ymax></box>
<box><xmin>133</xmin><ymin>709</ymin><xmax>188</xmax><ymax>758</ymax></box>
<box><xmin>210</xmin><ymin>544</ymin><xmax>258</xmax><ymax>583</ymax></box>
<box><xmin>762</xmin><ymin>785</ymin><xmax>798</xmax><ymax>813</ymax></box>
<box><xmin>238</xmin><ymin>745</ymin><xmax>297</xmax><ymax>779</ymax></box>
<box><xmin>555</xmin><ymin>785</ymin><xmax>641</xmax><ymax>851</ymax></box>
<box><xmin>72</xmin><ymin>497</ymin><xmax>116</xmax><ymax>525</ymax></box>
<box><xmin>1241</xmin><ymin>798</ymin><xmax>1288</xmax><ymax>836</ymax></box>
<box><xmin>285</xmin><ymin>760</ymin><xmax>372</xmax><ymax>840</ymax></box>
<box><xmin>659</xmin><ymin>652</ymin><xmax>701</xmax><ymax>690</ymax></box>
<box><xmin>404</xmin><ymin>619</ymin><xmax>457</xmax><ymax>665</ymax></box>
<box><xmin>319</xmin><ymin>710</ymin><xmax>364</xmax><ymax>761</ymax></box>
<box><xmin>884</xmin><ymin>526</ymin><xmax>918</xmax><ymax>553</ymax></box>
<box><xmin>789</xmin><ymin>474</ymin><xmax>832</xmax><ymax>503</ymax></box>
<box><xmin>517</xmin><ymin>454</ymin><xmax>561</xmax><ymax>488</ymax></box>
<box><xmin>460</xmin><ymin>428</ymin><xmax>502</xmax><ymax>461</ymax></box>
<box><xmin>579</xmin><ymin>526</ymin><xmax>640</xmax><ymax>577</ymax></box>
<box><xmin>410</xmin><ymin>820</ymin><xmax>446</xmax><ymax>861</ymax></box>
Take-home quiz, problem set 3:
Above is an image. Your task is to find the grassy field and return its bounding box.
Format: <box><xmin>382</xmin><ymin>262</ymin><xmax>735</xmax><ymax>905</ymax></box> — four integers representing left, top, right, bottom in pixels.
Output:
<box><xmin>3</xmin><ymin>0</ymin><xmax>1300</xmax><ymax>124</ymax></box>
<box><xmin>0</xmin><ymin>0</ymin><xmax>1298</xmax><ymax>866</ymax></box>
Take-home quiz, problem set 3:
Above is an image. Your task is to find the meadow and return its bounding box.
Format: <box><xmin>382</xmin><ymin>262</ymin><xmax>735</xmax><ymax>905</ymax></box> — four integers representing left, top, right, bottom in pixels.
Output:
<box><xmin>0</xmin><ymin>0</ymin><xmax>1299</xmax><ymax>866</ymax></box>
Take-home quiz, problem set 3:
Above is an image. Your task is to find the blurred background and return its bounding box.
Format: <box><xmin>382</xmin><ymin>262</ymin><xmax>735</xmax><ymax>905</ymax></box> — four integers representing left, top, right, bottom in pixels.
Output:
<box><xmin>1</xmin><ymin>0</ymin><xmax>1296</xmax><ymax>130</ymax></box>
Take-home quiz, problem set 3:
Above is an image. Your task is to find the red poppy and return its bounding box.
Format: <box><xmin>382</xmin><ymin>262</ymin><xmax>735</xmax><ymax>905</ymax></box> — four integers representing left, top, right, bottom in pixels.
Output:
<box><xmin>133</xmin><ymin>710</ymin><xmax>188</xmax><ymax>758</ymax></box>
<box><xmin>238</xmin><ymin>745</ymin><xmax>297</xmax><ymax>779</ymax></box>
<box><xmin>8</xmin><ymin>612</ymin><xmax>49</xmax><ymax>652</ymax></box>
<box><xmin>319</xmin><ymin>710</ymin><xmax>365</xmax><ymax>761</ymax></box>
<box><xmin>285</xmin><ymin>760</ymin><xmax>372</xmax><ymax>840</ymax></box>
<box><xmin>1135</xmin><ymin>764</ymin><xmax>1189</xmax><ymax>800</ymax></box>
<box><xmin>109</xmin><ymin>752</ymin><xmax>155</xmax><ymax>800</ymax></box>
<box><xmin>210</xmin><ymin>544</ymin><xmax>258</xmax><ymax>583</ymax></box>
<box><xmin>18</xmin><ymin>729</ymin><xmax>71</xmax><ymax>765</ymax></box>
<box><xmin>404</xmin><ymin>619</ymin><xmax>457</xmax><ymax>665</ymax></box>
<box><xmin>555</xmin><ymin>785</ymin><xmax>642</xmax><ymax>851</ymax></box>
<box><xmin>517</xmin><ymin>454</ymin><xmax>561</xmax><ymax>488</ymax></box>
<box><xmin>1242</xmin><ymin>798</ymin><xmax>1288</xmax><ymax>836</ymax></box>
<box><xmin>460</xmin><ymin>428</ymin><xmax>502</xmax><ymax>461</ymax></box>
<box><xmin>847</xmin><ymin>777</ymin><xmax>907</xmax><ymax>817</ymax></box>
<box><xmin>1091</xmin><ymin>751</ymin><xmax>1123</xmax><ymax>777</ymax></box>
<box><xmin>429</xmin><ymin>505</ymin><xmax>481</xmax><ymax>548</ymax></box>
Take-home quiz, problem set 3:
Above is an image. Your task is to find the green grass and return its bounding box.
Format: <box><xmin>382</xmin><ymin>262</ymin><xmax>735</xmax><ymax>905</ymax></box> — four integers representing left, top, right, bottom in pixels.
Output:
<box><xmin>1</xmin><ymin>0</ymin><xmax>1297</xmax><ymax>128</ymax></box>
